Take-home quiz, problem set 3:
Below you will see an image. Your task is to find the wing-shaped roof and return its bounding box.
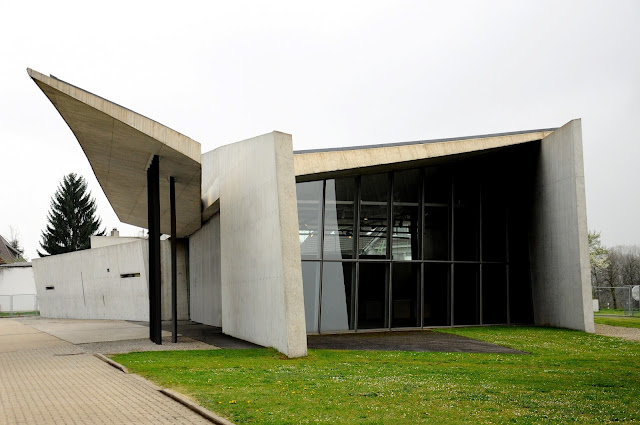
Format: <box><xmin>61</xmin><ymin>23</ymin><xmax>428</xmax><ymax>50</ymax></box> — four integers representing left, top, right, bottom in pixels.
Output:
<box><xmin>28</xmin><ymin>69</ymin><xmax>202</xmax><ymax>237</ymax></box>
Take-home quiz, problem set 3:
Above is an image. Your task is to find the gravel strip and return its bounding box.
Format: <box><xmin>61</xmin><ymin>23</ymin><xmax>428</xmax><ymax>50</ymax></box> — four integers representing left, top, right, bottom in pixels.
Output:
<box><xmin>595</xmin><ymin>324</ymin><xmax>640</xmax><ymax>342</ymax></box>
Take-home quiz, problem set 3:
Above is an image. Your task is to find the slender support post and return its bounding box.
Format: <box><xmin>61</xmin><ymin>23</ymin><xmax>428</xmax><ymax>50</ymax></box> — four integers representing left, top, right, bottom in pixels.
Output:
<box><xmin>170</xmin><ymin>176</ymin><xmax>178</xmax><ymax>343</ymax></box>
<box><xmin>147</xmin><ymin>155</ymin><xmax>162</xmax><ymax>345</ymax></box>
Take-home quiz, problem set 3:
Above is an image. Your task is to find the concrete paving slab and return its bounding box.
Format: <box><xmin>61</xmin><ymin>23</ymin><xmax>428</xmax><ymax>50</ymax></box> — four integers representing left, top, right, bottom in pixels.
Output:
<box><xmin>19</xmin><ymin>317</ymin><xmax>171</xmax><ymax>343</ymax></box>
<box><xmin>0</xmin><ymin>319</ymin><xmax>70</xmax><ymax>353</ymax></box>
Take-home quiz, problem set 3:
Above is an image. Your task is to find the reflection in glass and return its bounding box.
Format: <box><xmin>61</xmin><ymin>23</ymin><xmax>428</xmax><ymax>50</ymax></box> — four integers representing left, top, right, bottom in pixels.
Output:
<box><xmin>424</xmin><ymin>263</ymin><xmax>450</xmax><ymax>326</ymax></box>
<box><xmin>301</xmin><ymin>262</ymin><xmax>320</xmax><ymax>333</ymax></box>
<box><xmin>482</xmin><ymin>264</ymin><xmax>507</xmax><ymax>324</ymax></box>
<box><xmin>509</xmin><ymin>263</ymin><xmax>533</xmax><ymax>324</ymax></box>
<box><xmin>424</xmin><ymin>166</ymin><xmax>451</xmax><ymax>204</ymax></box>
<box><xmin>320</xmin><ymin>262</ymin><xmax>355</xmax><ymax>332</ymax></box>
<box><xmin>324</xmin><ymin>178</ymin><xmax>356</xmax><ymax>260</ymax></box>
<box><xmin>482</xmin><ymin>184</ymin><xmax>506</xmax><ymax>261</ymax></box>
<box><xmin>359</xmin><ymin>173</ymin><xmax>389</xmax><ymax>258</ymax></box>
<box><xmin>424</xmin><ymin>206</ymin><xmax>450</xmax><ymax>260</ymax></box>
<box><xmin>296</xmin><ymin>181</ymin><xmax>323</xmax><ymax>259</ymax></box>
<box><xmin>358</xmin><ymin>263</ymin><xmax>389</xmax><ymax>329</ymax></box>
<box><xmin>393</xmin><ymin>170</ymin><xmax>420</xmax><ymax>260</ymax></box>
<box><xmin>453</xmin><ymin>177</ymin><xmax>479</xmax><ymax>261</ymax></box>
<box><xmin>392</xmin><ymin>263</ymin><xmax>420</xmax><ymax>328</ymax></box>
<box><xmin>454</xmin><ymin>264</ymin><xmax>479</xmax><ymax>325</ymax></box>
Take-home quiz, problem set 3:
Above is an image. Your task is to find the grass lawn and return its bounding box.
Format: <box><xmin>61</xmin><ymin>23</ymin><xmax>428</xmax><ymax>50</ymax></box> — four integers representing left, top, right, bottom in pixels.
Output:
<box><xmin>112</xmin><ymin>327</ymin><xmax>640</xmax><ymax>424</ymax></box>
<box><xmin>594</xmin><ymin>308</ymin><xmax>637</xmax><ymax>316</ymax></box>
<box><xmin>594</xmin><ymin>316</ymin><xmax>640</xmax><ymax>329</ymax></box>
<box><xmin>0</xmin><ymin>311</ymin><xmax>39</xmax><ymax>317</ymax></box>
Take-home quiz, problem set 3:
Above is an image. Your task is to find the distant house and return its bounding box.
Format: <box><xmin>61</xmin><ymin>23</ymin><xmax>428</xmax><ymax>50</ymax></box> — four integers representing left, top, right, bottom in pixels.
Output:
<box><xmin>0</xmin><ymin>234</ymin><xmax>22</xmax><ymax>265</ymax></box>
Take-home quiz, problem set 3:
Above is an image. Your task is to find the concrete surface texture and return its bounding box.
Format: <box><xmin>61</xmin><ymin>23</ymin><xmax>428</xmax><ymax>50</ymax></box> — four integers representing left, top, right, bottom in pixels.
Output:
<box><xmin>0</xmin><ymin>264</ymin><xmax>37</xmax><ymax>312</ymax></box>
<box><xmin>33</xmin><ymin>239</ymin><xmax>189</xmax><ymax>322</ymax></box>
<box><xmin>216</xmin><ymin>131</ymin><xmax>307</xmax><ymax>358</ymax></box>
<box><xmin>530</xmin><ymin>119</ymin><xmax>595</xmax><ymax>333</ymax></box>
<box><xmin>293</xmin><ymin>129</ymin><xmax>555</xmax><ymax>179</ymax></box>
<box><xmin>19</xmin><ymin>318</ymin><xmax>171</xmax><ymax>344</ymax></box>
<box><xmin>27</xmin><ymin>68</ymin><xmax>202</xmax><ymax>237</ymax></box>
<box><xmin>90</xmin><ymin>234</ymin><xmax>144</xmax><ymax>248</ymax></box>
<box><xmin>189</xmin><ymin>214</ymin><xmax>222</xmax><ymax>327</ymax></box>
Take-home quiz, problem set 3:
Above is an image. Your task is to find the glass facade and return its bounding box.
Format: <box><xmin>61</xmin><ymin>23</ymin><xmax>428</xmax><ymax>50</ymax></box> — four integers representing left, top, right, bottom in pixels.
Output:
<box><xmin>296</xmin><ymin>147</ymin><xmax>535</xmax><ymax>334</ymax></box>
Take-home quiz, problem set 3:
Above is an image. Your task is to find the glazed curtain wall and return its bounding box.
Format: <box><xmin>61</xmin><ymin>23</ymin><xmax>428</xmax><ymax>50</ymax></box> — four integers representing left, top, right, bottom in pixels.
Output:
<box><xmin>296</xmin><ymin>150</ymin><xmax>535</xmax><ymax>334</ymax></box>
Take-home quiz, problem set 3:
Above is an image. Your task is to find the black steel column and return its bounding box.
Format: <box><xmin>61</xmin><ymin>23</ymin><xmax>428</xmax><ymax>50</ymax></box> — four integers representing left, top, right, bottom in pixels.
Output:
<box><xmin>170</xmin><ymin>176</ymin><xmax>178</xmax><ymax>343</ymax></box>
<box><xmin>147</xmin><ymin>155</ymin><xmax>162</xmax><ymax>345</ymax></box>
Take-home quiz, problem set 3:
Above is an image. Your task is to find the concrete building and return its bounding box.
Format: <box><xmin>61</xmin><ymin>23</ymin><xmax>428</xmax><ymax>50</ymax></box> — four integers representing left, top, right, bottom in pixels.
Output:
<box><xmin>28</xmin><ymin>68</ymin><xmax>594</xmax><ymax>358</ymax></box>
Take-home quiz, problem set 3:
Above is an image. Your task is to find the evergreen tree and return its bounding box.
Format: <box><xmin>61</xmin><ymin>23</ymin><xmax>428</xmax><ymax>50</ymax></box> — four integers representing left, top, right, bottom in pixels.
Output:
<box><xmin>38</xmin><ymin>173</ymin><xmax>105</xmax><ymax>256</ymax></box>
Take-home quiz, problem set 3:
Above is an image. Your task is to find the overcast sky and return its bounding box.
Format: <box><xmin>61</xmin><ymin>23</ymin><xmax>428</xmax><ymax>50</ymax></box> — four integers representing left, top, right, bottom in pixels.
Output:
<box><xmin>1</xmin><ymin>1</ymin><xmax>639</xmax><ymax>260</ymax></box>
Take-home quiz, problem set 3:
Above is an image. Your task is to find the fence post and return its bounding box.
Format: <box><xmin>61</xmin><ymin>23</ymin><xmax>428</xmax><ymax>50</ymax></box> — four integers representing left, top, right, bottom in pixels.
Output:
<box><xmin>9</xmin><ymin>295</ymin><xmax>13</xmax><ymax>317</ymax></box>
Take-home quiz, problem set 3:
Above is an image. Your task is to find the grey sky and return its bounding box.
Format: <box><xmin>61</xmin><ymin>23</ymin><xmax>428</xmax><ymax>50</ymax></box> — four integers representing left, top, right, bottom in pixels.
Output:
<box><xmin>1</xmin><ymin>1</ymin><xmax>639</xmax><ymax>260</ymax></box>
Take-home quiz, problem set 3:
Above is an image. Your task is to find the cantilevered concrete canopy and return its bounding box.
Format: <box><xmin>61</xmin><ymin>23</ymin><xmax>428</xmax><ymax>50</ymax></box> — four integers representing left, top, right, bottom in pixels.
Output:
<box><xmin>293</xmin><ymin>128</ymin><xmax>556</xmax><ymax>180</ymax></box>
<box><xmin>28</xmin><ymin>69</ymin><xmax>202</xmax><ymax>237</ymax></box>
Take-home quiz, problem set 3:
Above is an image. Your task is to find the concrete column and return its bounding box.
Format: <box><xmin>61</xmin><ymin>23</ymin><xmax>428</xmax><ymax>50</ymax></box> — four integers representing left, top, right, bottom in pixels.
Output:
<box><xmin>529</xmin><ymin>119</ymin><xmax>594</xmax><ymax>332</ymax></box>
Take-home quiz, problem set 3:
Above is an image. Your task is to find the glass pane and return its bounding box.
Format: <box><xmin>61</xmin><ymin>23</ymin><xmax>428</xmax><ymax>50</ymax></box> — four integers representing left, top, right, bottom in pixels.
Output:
<box><xmin>392</xmin><ymin>170</ymin><xmax>420</xmax><ymax>260</ymax></box>
<box><xmin>509</xmin><ymin>263</ymin><xmax>533</xmax><ymax>324</ymax></box>
<box><xmin>424</xmin><ymin>263</ymin><xmax>450</xmax><ymax>326</ymax></box>
<box><xmin>391</xmin><ymin>263</ymin><xmax>420</xmax><ymax>328</ymax></box>
<box><xmin>482</xmin><ymin>264</ymin><xmax>507</xmax><ymax>324</ymax></box>
<box><xmin>424</xmin><ymin>206</ymin><xmax>450</xmax><ymax>260</ymax></box>
<box><xmin>482</xmin><ymin>184</ymin><xmax>506</xmax><ymax>261</ymax></box>
<box><xmin>357</xmin><ymin>263</ymin><xmax>389</xmax><ymax>329</ymax></box>
<box><xmin>453</xmin><ymin>177</ymin><xmax>479</xmax><ymax>261</ymax></box>
<box><xmin>454</xmin><ymin>264</ymin><xmax>479</xmax><ymax>325</ymax></box>
<box><xmin>320</xmin><ymin>262</ymin><xmax>355</xmax><ymax>332</ymax></box>
<box><xmin>296</xmin><ymin>181</ymin><xmax>323</xmax><ymax>259</ymax></box>
<box><xmin>393</xmin><ymin>169</ymin><xmax>420</xmax><ymax>203</ymax></box>
<box><xmin>392</xmin><ymin>205</ymin><xmax>419</xmax><ymax>260</ymax></box>
<box><xmin>324</xmin><ymin>178</ymin><xmax>356</xmax><ymax>260</ymax></box>
<box><xmin>301</xmin><ymin>262</ymin><xmax>320</xmax><ymax>333</ymax></box>
<box><xmin>359</xmin><ymin>173</ymin><xmax>389</xmax><ymax>259</ymax></box>
<box><xmin>424</xmin><ymin>166</ymin><xmax>451</xmax><ymax>205</ymax></box>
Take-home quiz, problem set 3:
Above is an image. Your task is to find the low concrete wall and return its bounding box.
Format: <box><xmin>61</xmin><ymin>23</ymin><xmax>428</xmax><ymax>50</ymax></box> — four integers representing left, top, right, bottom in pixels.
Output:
<box><xmin>0</xmin><ymin>264</ymin><xmax>37</xmax><ymax>312</ymax></box>
<box><xmin>188</xmin><ymin>215</ymin><xmax>222</xmax><ymax>327</ymax></box>
<box><xmin>32</xmin><ymin>240</ymin><xmax>188</xmax><ymax>321</ymax></box>
<box><xmin>209</xmin><ymin>131</ymin><xmax>307</xmax><ymax>357</ymax></box>
<box><xmin>530</xmin><ymin>119</ymin><xmax>594</xmax><ymax>332</ymax></box>
<box><xmin>91</xmin><ymin>235</ymin><xmax>145</xmax><ymax>249</ymax></box>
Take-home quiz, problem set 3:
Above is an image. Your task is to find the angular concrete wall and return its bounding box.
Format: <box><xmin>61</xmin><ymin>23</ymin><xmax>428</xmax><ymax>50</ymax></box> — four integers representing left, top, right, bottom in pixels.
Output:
<box><xmin>214</xmin><ymin>132</ymin><xmax>307</xmax><ymax>357</ymax></box>
<box><xmin>33</xmin><ymin>241</ymin><xmax>150</xmax><ymax>320</ymax></box>
<box><xmin>530</xmin><ymin>119</ymin><xmax>594</xmax><ymax>332</ymax></box>
<box><xmin>188</xmin><ymin>215</ymin><xmax>222</xmax><ymax>326</ymax></box>
<box><xmin>32</xmin><ymin>240</ymin><xmax>189</xmax><ymax>321</ymax></box>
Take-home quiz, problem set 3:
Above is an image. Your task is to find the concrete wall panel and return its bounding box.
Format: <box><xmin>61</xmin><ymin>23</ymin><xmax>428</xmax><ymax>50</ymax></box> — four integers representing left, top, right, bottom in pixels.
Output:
<box><xmin>0</xmin><ymin>266</ymin><xmax>37</xmax><ymax>312</ymax></box>
<box><xmin>217</xmin><ymin>132</ymin><xmax>307</xmax><ymax>357</ymax></box>
<box><xmin>32</xmin><ymin>240</ymin><xmax>189</xmax><ymax>321</ymax></box>
<box><xmin>188</xmin><ymin>215</ymin><xmax>222</xmax><ymax>326</ymax></box>
<box><xmin>530</xmin><ymin>119</ymin><xmax>594</xmax><ymax>332</ymax></box>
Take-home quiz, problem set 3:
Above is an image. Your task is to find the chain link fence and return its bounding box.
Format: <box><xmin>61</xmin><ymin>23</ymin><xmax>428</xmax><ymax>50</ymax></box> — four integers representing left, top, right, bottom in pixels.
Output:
<box><xmin>0</xmin><ymin>294</ymin><xmax>39</xmax><ymax>317</ymax></box>
<box><xmin>593</xmin><ymin>286</ymin><xmax>639</xmax><ymax>316</ymax></box>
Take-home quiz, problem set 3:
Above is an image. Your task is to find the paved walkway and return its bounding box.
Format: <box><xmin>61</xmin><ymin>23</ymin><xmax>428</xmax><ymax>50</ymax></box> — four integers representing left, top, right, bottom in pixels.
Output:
<box><xmin>0</xmin><ymin>318</ymin><xmax>217</xmax><ymax>424</ymax></box>
<box><xmin>595</xmin><ymin>323</ymin><xmax>640</xmax><ymax>342</ymax></box>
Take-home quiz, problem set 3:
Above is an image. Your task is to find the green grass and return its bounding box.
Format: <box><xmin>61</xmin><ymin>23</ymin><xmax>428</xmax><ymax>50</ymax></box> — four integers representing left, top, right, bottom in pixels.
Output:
<box><xmin>594</xmin><ymin>316</ymin><xmax>640</xmax><ymax>329</ymax></box>
<box><xmin>112</xmin><ymin>327</ymin><xmax>640</xmax><ymax>424</ymax></box>
<box><xmin>594</xmin><ymin>308</ymin><xmax>637</xmax><ymax>316</ymax></box>
<box><xmin>0</xmin><ymin>311</ymin><xmax>39</xmax><ymax>317</ymax></box>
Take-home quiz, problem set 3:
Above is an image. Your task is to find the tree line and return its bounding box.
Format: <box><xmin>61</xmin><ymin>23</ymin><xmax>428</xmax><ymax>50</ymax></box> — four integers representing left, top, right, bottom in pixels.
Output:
<box><xmin>589</xmin><ymin>231</ymin><xmax>640</xmax><ymax>309</ymax></box>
